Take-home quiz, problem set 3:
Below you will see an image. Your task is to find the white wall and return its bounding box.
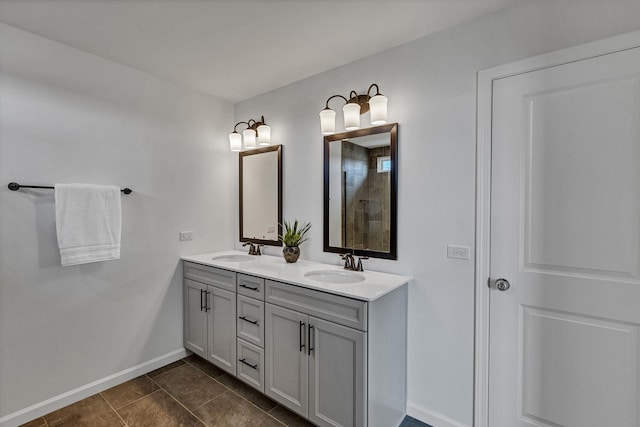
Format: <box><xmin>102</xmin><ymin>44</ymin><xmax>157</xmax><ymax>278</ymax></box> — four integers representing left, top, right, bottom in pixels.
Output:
<box><xmin>234</xmin><ymin>2</ymin><xmax>640</xmax><ymax>426</ymax></box>
<box><xmin>0</xmin><ymin>23</ymin><xmax>235</xmax><ymax>423</ymax></box>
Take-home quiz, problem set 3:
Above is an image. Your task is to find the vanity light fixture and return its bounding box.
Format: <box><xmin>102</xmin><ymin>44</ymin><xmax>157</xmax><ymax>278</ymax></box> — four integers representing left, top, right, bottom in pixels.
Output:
<box><xmin>319</xmin><ymin>84</ymin><xmax>388</xmax><ymax>135</ymax></box>
<box><xmin>229</xmin><ymin>115</ymin><xmax>271</xmax><ymax>151</ymax></box>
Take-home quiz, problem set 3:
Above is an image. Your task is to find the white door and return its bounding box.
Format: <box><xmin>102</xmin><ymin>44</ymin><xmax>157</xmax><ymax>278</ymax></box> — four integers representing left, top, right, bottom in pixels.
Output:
<box><xmin>489</xmin><ymin>46</ymin><xmax>640</xmax><ymax>427</ymax></box>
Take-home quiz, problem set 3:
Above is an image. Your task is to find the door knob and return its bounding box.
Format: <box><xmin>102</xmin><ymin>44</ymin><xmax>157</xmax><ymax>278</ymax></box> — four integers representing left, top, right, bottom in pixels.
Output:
<box><xmin>495</xmin><ymin>278</ymin><xmax>511</xmax><ymax>292</ymax></box>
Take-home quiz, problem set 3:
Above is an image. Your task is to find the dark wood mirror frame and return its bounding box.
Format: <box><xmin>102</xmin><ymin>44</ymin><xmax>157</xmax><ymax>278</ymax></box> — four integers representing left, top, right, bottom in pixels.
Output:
<box><xmin>239</xmin><ymin>144</ymin><xmax>283</xmax><ymax>246</ymax></box>
<box><xmin>323</xmin><ymin>123</ymin><xmax>398</xmax><ymax>260</ymax></box>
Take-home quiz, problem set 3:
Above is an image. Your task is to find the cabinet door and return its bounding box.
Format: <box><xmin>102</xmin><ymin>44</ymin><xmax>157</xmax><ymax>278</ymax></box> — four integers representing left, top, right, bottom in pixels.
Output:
<box><xmin>207</xmin><ymin>286</ymin><xmax>237</xmax><ymax>375</ymax></box>
<box><xmin>265</xmin><ymin>303</ymin><xmax>308</xmax><ymax>417</ymax></box>
<box><xmin>308</xmin><ymin>317</ymin><xmax>367</xmax><ymax>427</ymax></box>
<box><xmin>184</xmin><ymin>279</ymin><xmax>208</xmax><ymax>359</ymax></box>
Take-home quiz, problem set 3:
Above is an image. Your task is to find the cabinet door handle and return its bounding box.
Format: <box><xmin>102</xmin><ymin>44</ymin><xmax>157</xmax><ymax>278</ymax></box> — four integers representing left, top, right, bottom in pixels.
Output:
<box><xmin>239</xmin><ymin>283</ymin><xmax>259</xmax><ymax>291</ymax></box>
<box><xmin>308</xmin><ymin>324</ymin><xmax>314</xmax><ymax>356</ymax></box>
<box><xmin>299</xmin><ymin>321</ymin><xmax>305</xmax><ymax>352</ymax></box>
<box><xmin>205</xmin><ymin>291</ymin><xmax>211</xmax><ymax>312</ymax></box>
<box><xmin>200</xmin><ymin>289</ymin><xmax>204</xmax><ymax>311</ymax></box>
<box><xmin>239</xmin><ymin>315</ymin><xmax>258</xmax><ymax>325</ymax></box>
<box><xmin>239</xmin><ymin>358</ymin><xmax>258</xmax><ymax>370</ymax></box>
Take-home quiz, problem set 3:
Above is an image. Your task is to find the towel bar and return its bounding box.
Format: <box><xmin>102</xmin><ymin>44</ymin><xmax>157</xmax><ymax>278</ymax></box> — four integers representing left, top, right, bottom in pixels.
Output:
<box><xmin>7</xmin><ymin>182</ymin><xmax>132</xmax><ymax>194</ymax></box>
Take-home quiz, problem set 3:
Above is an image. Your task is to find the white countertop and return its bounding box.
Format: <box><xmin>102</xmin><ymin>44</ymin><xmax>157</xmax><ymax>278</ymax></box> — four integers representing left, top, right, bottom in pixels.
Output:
<box><xmin>181</xmin><ymin>250</ymin><xmax>411</xmax><ymax>302</ymax></box>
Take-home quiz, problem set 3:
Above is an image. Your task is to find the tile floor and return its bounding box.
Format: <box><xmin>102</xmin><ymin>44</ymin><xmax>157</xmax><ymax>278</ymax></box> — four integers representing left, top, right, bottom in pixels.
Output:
<box><xmin>19</xmin><ymin>355</ymin><xmax>430</xmax><ymax>427</ymax></box>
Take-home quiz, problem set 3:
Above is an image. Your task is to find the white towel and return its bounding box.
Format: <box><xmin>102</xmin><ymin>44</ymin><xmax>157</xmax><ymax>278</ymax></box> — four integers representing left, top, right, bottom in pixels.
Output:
<box><xmin>54</xmin><ymin>183</ymin><xmax>121</xmax><ymax>266</ymax></box>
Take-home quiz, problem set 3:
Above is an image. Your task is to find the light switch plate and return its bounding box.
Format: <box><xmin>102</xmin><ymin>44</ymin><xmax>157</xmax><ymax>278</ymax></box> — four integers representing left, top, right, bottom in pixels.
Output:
<box><xmin>447</xmin><ymin>245</ymin><xmax>470</xmax><ymax>260</ymax></box>
<box><xmin>180</xmin><ymin>231</ymin><xmax>194</xmax><ymax>241</ymax></box>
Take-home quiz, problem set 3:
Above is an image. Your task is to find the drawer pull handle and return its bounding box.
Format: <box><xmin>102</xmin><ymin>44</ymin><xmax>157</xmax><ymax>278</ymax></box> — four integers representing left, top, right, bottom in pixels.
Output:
<box><xmin>239</xmin><ymin>358</ymin><xmax>258</xmax><ymax>370</ymax></box>
<box><xmin>239</xmin><ymin>316</ymin><xmax>258</xmax><ymax>325</ymax></box>
<box><xmin>239</xmin><ymin>284</ymin><xmax>259</xmax><ymax>291</ymax></box>
<box><xmin>299</xmin><ymin>321</ymin><xmax>305</xmax><ymax>352</ymax></box>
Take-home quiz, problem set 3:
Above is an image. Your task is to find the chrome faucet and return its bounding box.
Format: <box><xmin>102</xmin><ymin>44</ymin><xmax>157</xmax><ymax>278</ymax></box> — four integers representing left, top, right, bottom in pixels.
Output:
<box><xmin>242</xmin><ymin>241</ymin><xmax>262</xmax><ymax>255</ymax></box>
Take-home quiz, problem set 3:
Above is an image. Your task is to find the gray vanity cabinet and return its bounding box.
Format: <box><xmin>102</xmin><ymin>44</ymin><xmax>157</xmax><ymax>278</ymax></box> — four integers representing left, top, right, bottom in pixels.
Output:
<box><xmin>265</xmin><ymin>280</ymin><xmax>367</xmax><ymax>427</ymax></box>
<box><xmin>183</xmin><ymin>257</ymin><xmax>408</xmax><ymax>427</ymax></box>
<box><xmin>183</xmin><ymin>262</ymin><xmax>237</xmax><ymax>376</ymax></box>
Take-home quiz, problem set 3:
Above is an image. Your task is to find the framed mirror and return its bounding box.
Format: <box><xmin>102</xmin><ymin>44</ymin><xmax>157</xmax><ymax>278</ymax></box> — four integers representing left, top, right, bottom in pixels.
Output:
<box><xmin>239</xmin><ymin>145</ymin><xmax>282</xmax><ymax>246</ymax></box>
<box><xmin>324</xmin><ymin>123</ymin><xmax>397</xmax><ymax>259</ymax></box>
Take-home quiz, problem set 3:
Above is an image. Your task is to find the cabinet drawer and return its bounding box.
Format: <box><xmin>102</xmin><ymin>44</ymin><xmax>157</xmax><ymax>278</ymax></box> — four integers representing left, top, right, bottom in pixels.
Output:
<box><xmin>237</xmin><ymin>339</ymin><xmax>264</xmax><ymax>393</ymax></box>
<box><xmin>266</xmin><ymin>280</ymin><xmax>367</xmax><ymax>331</ymax></box>
<box><xmin>237</xmin><ymin>274</ymin><xmax>265</xmax><ymax>300</ymax></box>
<box><xmin>237</xmin><ymin>295</ymin><xmax>264</xmax><ymax>348</ymax></box>
<box><xmin>184</xmin><ymin>262</ymin><xmax>236</xmax><ymax>292</ymax></box>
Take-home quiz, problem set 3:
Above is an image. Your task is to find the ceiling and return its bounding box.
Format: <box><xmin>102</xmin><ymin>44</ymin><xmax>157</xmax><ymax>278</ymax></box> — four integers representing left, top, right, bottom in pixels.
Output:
<box><xmin>0</xmin><ymin>0</ymin><xmax>522</xmax><ymax>103</ymax></box>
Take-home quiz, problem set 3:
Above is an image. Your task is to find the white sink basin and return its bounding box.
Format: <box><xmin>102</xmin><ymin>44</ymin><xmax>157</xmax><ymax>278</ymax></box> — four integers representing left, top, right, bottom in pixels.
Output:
<box><xmin>304</xmin><ymin>270</ymin><xmax>365</xmax><ymax>284</ymax></box>
<box><xmin>211</xmin><ymin>254</ymin><xmax>256</xmax><ymax>262</ymax></box>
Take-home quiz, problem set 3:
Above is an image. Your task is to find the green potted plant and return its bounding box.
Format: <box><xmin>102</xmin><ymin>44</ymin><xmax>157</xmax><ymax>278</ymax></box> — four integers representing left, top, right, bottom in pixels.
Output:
<box><xmin>279</xmin><ymin>219</ymin><xmax>311</xmax><ymax>263</ymax></box>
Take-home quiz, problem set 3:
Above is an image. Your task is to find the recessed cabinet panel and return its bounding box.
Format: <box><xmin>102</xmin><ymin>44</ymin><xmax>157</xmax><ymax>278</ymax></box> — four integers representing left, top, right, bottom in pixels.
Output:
<box><xmin>184</xmin><ymin>261</ymin><xmax>236</xmax><ymax>292</ymax></box>
<box><xmin>184</xmin><ymin>279</ymin><xmax>208</xmax><ymax>359</ymax></box>
<box><xmin>308</xmin><ymin>317</ymin><xmax>367</xmax><ymax>427</ymax></box>
<box><xmin>266</xmin><ymin>280</ymin><xmax>367</xmax><ymax>331</ymax></box>
<box><xmin>265</xmin><ymin>303</ymin><xmax>309</xmax><ymax>417</ymax></box>
<box><xmin>237</xmin><ymin>294</ymin><xmax>265</xmax><ymax>347</ymax></box>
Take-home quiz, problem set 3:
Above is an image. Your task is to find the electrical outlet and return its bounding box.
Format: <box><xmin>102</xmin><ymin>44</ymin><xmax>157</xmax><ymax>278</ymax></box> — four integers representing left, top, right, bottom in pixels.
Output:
<box><xmin>180</xmin><ymin>231</ymin><xmax>194</xmax><ymax>241</ymax></box>
<box><xmin>267</xmin><ymin>225</ymin><xmax>276</xmax><ymax>233</ymax></box>
<box><xmin>447</xmin><ymin>245</ymin><xmax>470</xmax><ymax>260</ymax></box>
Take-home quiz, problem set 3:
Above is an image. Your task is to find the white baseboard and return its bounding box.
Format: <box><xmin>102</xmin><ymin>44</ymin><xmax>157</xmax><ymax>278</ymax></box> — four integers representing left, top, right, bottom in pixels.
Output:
<box><xmin>406</xmin><ymin>401</ymin><xmax>471</xmax><ymax>427</ymax></box>
<box><xmin>0</xmin><ymin>348</ymin><xmax>188</xmax><ymax>427</ymax></box>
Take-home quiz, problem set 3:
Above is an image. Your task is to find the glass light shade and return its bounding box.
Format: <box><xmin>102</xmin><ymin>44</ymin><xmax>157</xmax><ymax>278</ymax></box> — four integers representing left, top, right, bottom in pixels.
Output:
<box><xmin>229</xmin><ymin>132</ymin><xmax>242</xmax><ymax>151</ymax></box>
<box><xmin>319</xmin><ymin>108</ymin><xmax>336</xmax><ymax>135</ymax></box>
<box><xmin>343</xmin><ymin>102</ymin><xmax>361</xmax><ymax>130</ymax></box>
<box><xmin>369</xmin><ymin>94</ymin><xmax>388</xmax><ymax>125</ymax></box>
<box><xmin>257</xmin><ymin>124</ymin><xmax>271</xmax><ymax>145</ymax></box>
<box><xmin>243</xmin><ymin>129</ymin><xmax>256</xmax><ymax>149</ymax></box>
